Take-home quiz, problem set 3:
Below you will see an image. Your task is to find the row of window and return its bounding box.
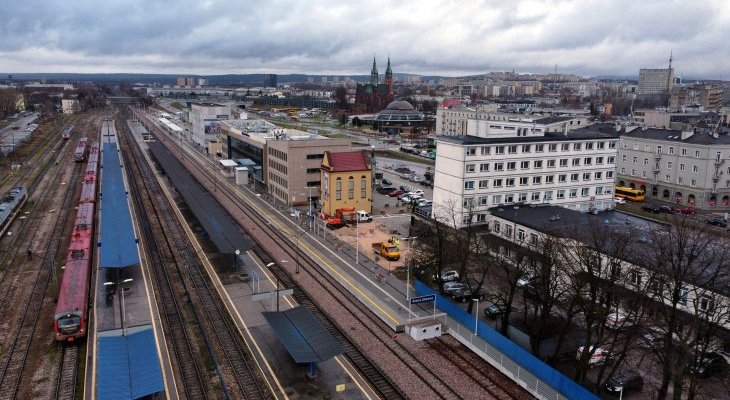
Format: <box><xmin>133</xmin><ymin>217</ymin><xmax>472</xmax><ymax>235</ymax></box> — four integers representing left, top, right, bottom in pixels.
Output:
<box><xmin>268</xmin><ymin>147</ymin><xmax>287</xmax><ymax>161</ymax></box>
<box><xmin>269</xmin><ymin>159</ymin><xmax>287</xmax><ymax>174</ymax></box>
<box><xmin>623</xmin><ymin>155</ymin><xmax>706</xmax><ymax>173</ymax></box>
<box><xmin>627</xmin><ymin>271</ymin><xmax>715</xmax><ymax>312</ymax></box>
<box><xmin>620</xmin><ymin>168</ymin><xmax>712</xmax><ymax>187</ymax></box>
<box><xmin>465</xmin><ymin>141</ymin><xmax>617</xmax><ymax>156</ymax></box>
<box><xmin>463</xmin><ymin>186</ymin><xmax>610</xmax><ymax>207</ymax></box>
<box><xmin>271</xmin><ymin>185</ymin><xmax>288</xmax><ymax>203</ymax></box>
<box><xmin>465</xmin><ymin>156</ymin><xmax>616</xmax><ymax>173</ymax></box>
<box><xmin>334</xmin><ymin>176</ymin><xmax>368</xmax><ymax>200</ymax></box>
<box><xmin>625</xmin><ymin>142</ymin><xmax>723</xmax><ymax>160</ymax></box>
<box><xmin>465</xmin><ymin>171</ymin><xmax>614</xmax><ymax>190</ymax></box>
<box><xmin>269</xmin><ymin>172</ymin><xmax>288</xmax><ymax>189</ymax></box>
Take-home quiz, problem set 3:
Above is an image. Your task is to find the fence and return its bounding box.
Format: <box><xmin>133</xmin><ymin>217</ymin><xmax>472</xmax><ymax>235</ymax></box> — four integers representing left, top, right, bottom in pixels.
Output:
<box><xmin>415</xmin><ymin>281</ymin><xmax>597</xmax><ymax>400</ymax></box>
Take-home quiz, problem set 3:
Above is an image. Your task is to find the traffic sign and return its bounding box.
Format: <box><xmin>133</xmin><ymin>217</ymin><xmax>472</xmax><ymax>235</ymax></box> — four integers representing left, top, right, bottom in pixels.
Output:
<box><xmin>410</xmin><ymin>294</ymin><xmax>435</xmax><ymax>305</ymax></box>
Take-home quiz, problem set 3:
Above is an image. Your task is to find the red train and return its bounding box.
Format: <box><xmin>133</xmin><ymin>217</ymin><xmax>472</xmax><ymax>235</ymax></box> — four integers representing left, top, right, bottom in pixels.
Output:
<box><xmin>73</xmin><ymin>138</ymin><xmax>89</xmax><ymax>162</ymax></box>
<box><xmin>54</xmin><ymin>140</ymin><xmax>99</xmax><ymax>342</ymax></box>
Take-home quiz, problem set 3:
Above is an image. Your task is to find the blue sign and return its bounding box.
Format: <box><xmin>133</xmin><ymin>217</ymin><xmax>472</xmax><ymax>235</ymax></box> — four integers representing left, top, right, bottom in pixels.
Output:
<box><xmin>410</xmin><ymin>294</ymin><xmax>436</xmax><ymax>305</ymax></box>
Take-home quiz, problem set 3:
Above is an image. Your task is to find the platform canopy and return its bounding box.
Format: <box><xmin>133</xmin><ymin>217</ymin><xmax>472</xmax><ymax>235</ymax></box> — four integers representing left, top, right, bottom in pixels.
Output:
<box><xmin>219</xmin><ymin>159</ymin><xmax>238</xmax><ymax>167</ymax></box>
<box><xmin>97</xmin><ymin>327</ymin><xmax>164</xmax><ymax>399</ymax></box>
<box><xmin>263</xmin><ymin>306</ymin><xmax>343</xmax><ymax>364</ymax></box>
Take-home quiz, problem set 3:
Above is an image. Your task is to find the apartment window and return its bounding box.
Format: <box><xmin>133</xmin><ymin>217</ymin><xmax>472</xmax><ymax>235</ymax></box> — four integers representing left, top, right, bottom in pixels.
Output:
<box><xmin>479</xmin><ymin>180</ymin><xmax>489</xmax><ymax>189</ymax></box>
<box><xmin>348</xmin><ymin>177</ymin><xmax>355</xmax><ymax>199</ymax></box>
<box><xmin>306</xmin><ymin>168</ymin><xmax>320</xmax><ymax>174</ymax></box>
<box><xmin>681</xmin><ymin>148</ymin><xmax>687</xmax><ymax>156</ymax></box>
<box><xmin>583</xmin><ymin>172</ymin><xmax>591</xmax><ymax>180</ymax></box>
<box><xmin>535</xmin><ymin>144</ymin><xmax>544</xmax><ymax>152</ymax></box>
<box><xmin>504</xmin><ymin>225</ymin><xmax>513</xmax><ymax>237</ymax></box>
<box><xmin>505</xmin><ymin>194</ymin><xmax>514</xmax><ymax>203</ymax></box>
<box><xmin>667</xmin><ymin>161</ymin><xmax>672</xmax><ymax>169</ymax></box>
<box><xmin>692</xmin><ymin>165</ymin><xmax>699</xmax><ymax>173</ymax></box>
<box><xmin>574</xmin><ymin>143</ymin><xmax>582</xmax><ymax>151</ymax></box>
<box><xmin>478</xmin><ymin>196</ymin><xmax>488</xmax><ymax>205</ymax></box>
<box><xmin>561</xmin><ymin>143</ymin><xmax>570</xmax><ymax>151</ymax></box>
<box><xmin>665</xmin><ymin>174</ymin><xmax>671</xmax><ymax>182</ymax></box>
<box><xmin>522</xmin><ymin>145</ymin><xmax>531</xmax><ymax>153</ymax></box>
<box><xmin>606</xmin><ymin>171</ymin><xmax>614</xmax><ymax>179</ymax></box>
<box><xmin>596</xmin><ymin>157</ymin><xmax>604</xmax><ymax>165</ymax></box>
<box><xmin>695</xmin><ymin>150</ymin><xmax>701</xmax><ymax>158</ymax></box>
<box><xmin>642</xmin><ymin>171</ymin><xmax>647</xmax><ymax>178</ymax></box>
<box><xmin>594</xmin><ymin>171</ymin><xmax>603</xmax><ymax>180</ymax></box>
<box><xmin>622</xmin><ymin>155</ymin><xmax>627</xmax><ymax>162</ymax></box>
<box><xmin>533</xmin><ymin>176</ymin><xmax>542</xmax><ymax>184</ymax></box>
<box><xmin>464</xmin><ymin>181</ymin><xmax>475</xmax><ymax>190</ymax></box>
<box><xmin>335</xmin><ymin>178</ymin><xmax>342</xmax><ymax>200</ymax></box>
<box><xmin>519</xmin><ymin>177</ymin><xmax>529</xmax><ymax>186</ymax></box>
<box><xmin>584</xmin><ymin>157</ymin><xmax>592</xmax><ymax>165</ymax></box>
<box><xmin>508</xmin><ymin>145</ymin><xmax>518</xmax><ymax>154</ymax></box>
<box><xmin>608</xmin><ymin>156</ymin><xmax>616</xmax><ymax>164</ymax></box>
<box><xmin>581</xmin><ymin>188</ymin><xmax>589</xmax><ymax>197</ymax></box>
<box><xmin>476</xmin><ymin>214</ymin><xmax>487</xmax><ymax>223</ymax></box>
<box><xmin>657</xmin><ymin>145</ymin><xmax>662</xmax><ymax>154</ymax></box>
<box><xmin>465</xmin><ymin>164</ymin><xmax>475</xmax><ymax>173</ymax></box>
<box><xmin>632</xmin><ymin>156</ymin><xmax>638</xmax><ymax>164</ymax></box>
<box><xmin>506</xmin><ymin>178</ymin><xmax>515</xmax><ymax>187</ymax></box>
<box><xmin>679</xmin><ymin>286</ymin><xmax>689</xmax><ymax>305</ymax></box>
<box><xmin>560</xmin><ymin>159</ymin><xmax>568</xmax><ymax>167</ymax></box>
<box><xmin>534</xmin><ymin>160</ymin><xmax>543</xmax><ymax>169</ymax></box>
<box><xmin>572</xmin><ymin>158</ymin><xmax>581</xmax><ymax>166</ymax></box>
<box><xmin>480</xmin><ymin>146</ymin><xmax>490</xmax><ymax>155</ymax></box>
<box><xmin>466</xmin><ymin>147</ymin><xmax>476</xmax><ymax>156</ymax></box>
<box><xmin>669</xmin><ymin>147</ymin><xmax>674</xmax><ymax>155</ymax></box>
<box><xmin>507</xmin><ymin>162</ymin><xmax>516</xmax><ymax>170</ymax></box>
<box><xmin>495</xmin><ymin>146</ymin><xmax>505</xmax><ymax>154</ymax></box>
<box><xmin>569</xmin><ymin>189</ymin><xmax>578</xmax><ymax>198</ymax></box>
<box><xmin>609</xmin><ymin>141</ymin><xmax>617</xmax><ymax>149</ymax></box>
<box><xmin>621</xmin><ymin>167</ymin><xmax>626</xmax><ymax>174</ymax></box>
<box><xmin>718</xmin><ymin>152</ymin><xmax>723</xmax><ymax>162</ymax></box>
<box><xmin>558</xmin><ymin>174</ymin><xmax>567</xmax><ymax>183</ymax></box>
<box><xmin>520</xmin><ymin>161</ymin><xmax>530</xmax><ymax>169</ymax></box>
<box><xmin>306</xmin><ymin>154</ymin><xmax>324</xmax><ymax>160</ymax></box>
<box><xmin>632</xmin><ymin>169</ymin><xmax>637</xmax><ymax>176</ymax></box>
<box><xmin>545</xmin><ymin>175</ymin><xmax>554</xmax><ymax>183</ymax></box>
<box><xmin>495</xmin><ymin>162</ymin><xmax>504</xmax><ymax>171</ymax></box>
<box><xmin>570</xmin><ymin>173</ymin><xmax>579</xmax><ymax>182</ymax></box>
<box><xmin>494</xmin><ymin>179</ymin><xmax>503</xmax><ymax>187</ymax></box>
<box><xmin>597</xmin><ymin>142</ymin><xmax>605</xmax><ymax>150</ymax></box>
<box><xmin>493</xmin><ymin>195</ymin><xmax>502</xmax><ymax>204</ymax></box>
<box><xmin>531</xmin><ymin>192</ymin><xmax>541</xmax><ymax>201</ymax></box>
<box><xmin>480</xmin><ymin>163</ymin><xmax>490</xmax><ymax>172</ymax></box>
<box><xmin>595</xmin><ymin>186</ymin><xmax>604</xmax><ymax>195</ymax></box>
<box><xmin>545</xmin><ymin>191</ymin><xmax>554</xmax><ymax>200</ymax></box>
<box><xmin>644</xmin><ymin>144</ymin><xmax>649</xmax><ymax>152</ymax></box>
<box><xmin>678</xmin><ymin>177</ymin><xmax>683</xmax><ymax>184</ymax></box>
<box><xmin>530</xmin><ymin>233</ymin><xmax>538</xmax><ymax>244</ymax></box>
<box><xmin>691</xmin><ymin>179</ymin><xmax>696</xmax><ymax>187</ymax></box>
<box><xmin>518</xmin><ymin>193</ymin><xmax>527</xmax><ymax>202</ymax></box>
<box><xmin>548</xmin><ymin>144</ymin><xmax>558</xmax><ymax>152</ymax></box>
<box><xmin>586</xmin><ymin>142</ymin><xmax>594</xmax><ymax>150</ymax></box>
<box><xmin>699</xmin><ymin>296</ymin><xmax>716</xmax><ymax>314</ymax></box>
<box><xmin>547</xmin><ymin>159</ymin><xmax>556</xmax><ymax>168</ymax></box>
<box><xmin>643</xmin><ymin>158</ymin><xmax>648</xmax><ymax>166</ymax></box>
<box><xmin>630</xmin><ymin>271</ymin><xmax>642</xmax><ymax>287</ymax></box>
<box><xmin>517</xmin><ymin>228</ymin><xmax>526</xmax><ymax>241</ymax></box>
<box><xmin>492</xmin><ymin>220</ymin><xmax>501</xmax><ymax>233</ymax></box>
<box><xmin>463</xmin><ymin>197</ymin><xmax>473</xmax><ymax>208</ymax></box>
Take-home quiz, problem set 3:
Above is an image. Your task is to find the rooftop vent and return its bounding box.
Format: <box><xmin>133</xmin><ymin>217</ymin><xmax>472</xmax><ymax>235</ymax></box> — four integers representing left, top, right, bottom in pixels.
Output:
<box><xmin>549</xmin><ymin>215</ymin><xmax>561</xmax><ymax>221</ymax></box>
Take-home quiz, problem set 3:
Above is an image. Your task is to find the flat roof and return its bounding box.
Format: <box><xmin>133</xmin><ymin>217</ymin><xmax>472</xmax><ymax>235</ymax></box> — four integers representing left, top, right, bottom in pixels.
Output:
<box><xmin>99</xmin><ymin>142</ymin><xmax>139</xmax><ymax>269</ymax></box>
<box><xmin>263</xmin><ymin>306</ymin><xmax>343</xmax><ymax>363</ymax></box>
<box><xmin>621</xmin><ymin>127</ymin><xmax>730</xmax><ymax>145</ymax></box>
<box><xmin>436</xmin><ymin>127</ymin><xmax>619</xmax><ymax>145</ymax></box>
<box><xmin>96</xmin><ymin>327</ymin><xmax>164</xmax><ymax>399</ymax></box>
<box><xmin>219</xmin><ymin>159</ymin><xmax>238</xmax><ymax>167</ymax></box>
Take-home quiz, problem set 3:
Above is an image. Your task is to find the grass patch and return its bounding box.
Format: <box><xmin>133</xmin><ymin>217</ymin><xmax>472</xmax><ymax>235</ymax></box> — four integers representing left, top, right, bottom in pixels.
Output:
<box><xmin>374</xmin><ymin>150</ymin><xmax>435</xmax><ymax>165</ymax></box>
<box><xmin>170</xmin><ymin>101</ymin><xmax>184</xmax><ymax>110</ymax></box>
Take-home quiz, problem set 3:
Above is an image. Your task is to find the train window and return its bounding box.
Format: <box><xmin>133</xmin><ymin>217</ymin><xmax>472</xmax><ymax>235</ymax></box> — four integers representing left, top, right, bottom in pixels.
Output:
<box><xmin>71</xmin><ymin>250</ymin><xmax>85</xmax><ymax>260</ymax></box>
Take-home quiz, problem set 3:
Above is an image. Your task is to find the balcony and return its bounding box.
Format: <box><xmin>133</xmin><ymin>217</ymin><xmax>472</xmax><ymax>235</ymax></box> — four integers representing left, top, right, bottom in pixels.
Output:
<box><xmin>654</xmin><ymin>153</ymin><xmax>662</xmax><ymax>160</ymax></box>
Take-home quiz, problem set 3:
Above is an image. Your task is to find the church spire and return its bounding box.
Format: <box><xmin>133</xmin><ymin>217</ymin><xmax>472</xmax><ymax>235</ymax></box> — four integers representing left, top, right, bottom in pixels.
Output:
<box><xmin>385</xmin><ymin>56</ymin><xmax>392</xmax><ymax>77</ymax></box>
<box><xmin>370</xmin><ymin>56</ymin><xmax>379</xmax><ymax>86</ymax></box>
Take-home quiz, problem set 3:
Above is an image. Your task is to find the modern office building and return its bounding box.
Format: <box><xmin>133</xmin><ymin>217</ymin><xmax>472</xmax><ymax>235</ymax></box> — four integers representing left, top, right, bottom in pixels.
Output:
<box><xmin>638</xmin><ymin>68</ymin><xmax>674</xmax><ymax>95</ymax></box>
<box><xmin>190</xmin><ymin>103</ymin><xmax>231</xmax><ymax>149</ymax></box>
<box><xmin>432</xmin><ymin>125</ymin><xmax>619</xmax><ymax>228</ymax></box>
<box><xmin>263</xmin><ymin>74</ymin><xmax>277</xmax><ymax>88</ymax></box>
<box><xmin>616</xmin><ymin>126</ymin><xmax>730</xmax><ymax>209</ymax></box>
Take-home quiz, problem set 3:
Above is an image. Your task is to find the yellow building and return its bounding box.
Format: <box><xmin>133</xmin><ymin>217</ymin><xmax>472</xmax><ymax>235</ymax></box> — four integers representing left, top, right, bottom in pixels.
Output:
<box><xmin>320</xmin><ymin>150</ymin><xmax>372</xmax><ymax>216</ymax></box>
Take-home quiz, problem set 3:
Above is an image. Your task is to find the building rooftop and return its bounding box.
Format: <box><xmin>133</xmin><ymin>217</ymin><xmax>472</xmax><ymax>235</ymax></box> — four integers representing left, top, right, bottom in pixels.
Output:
<box><xmin>533</xmin><ymin>116</ymin><xmax>577</xmax><ymax>125</ymax></box>
<box><xmin>436</xmin><ymin>126</ymin><xmax>619</xmax><ymax>145</ymax></box>
<box><xmin>324</xmin><ymin>150</ymin><xmax>371</xmax><ymax>172</ymax></box>
<box><xmin>191</xmin><ymin>102</ymin><xmax>227</xmax><ymax>107</ymax></box>
<box><xmin>620</xmin><ymin>127</ymin><xmax>730</xmax><ymax>145</ymax></box>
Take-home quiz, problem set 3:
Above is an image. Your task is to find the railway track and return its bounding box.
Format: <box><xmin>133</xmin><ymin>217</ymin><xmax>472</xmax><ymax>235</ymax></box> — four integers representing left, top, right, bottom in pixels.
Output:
<box><xmin>117</xmin><ymin>114</ymin><xmax>270</xmax><ymax>400</ymax></box>
<box><xmin>0</xmin><ymin>143</ymin><xmax>83</xmax><ymax>400</ymax></box>
<box><xmin>54</xmin><ymin>346</ymin><xmax>78</xmax><ymax>400</ymax></box>
<box><xmin>138</xmin><ymin>109</ymin><xmax>527</xmax><ymax>400</ymax></box>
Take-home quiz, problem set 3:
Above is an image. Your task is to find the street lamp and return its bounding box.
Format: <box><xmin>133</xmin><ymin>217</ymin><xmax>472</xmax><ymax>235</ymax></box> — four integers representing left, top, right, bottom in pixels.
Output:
<box><xmin>234</xmin><ymin>249</ymin><xmax>240</xmax><ymax>269</ymax></box>
<box><xmin>104</xmin><ymin>278</ymin><xmax>134</xmax><ymax>335</ymax></box>
<box><xmin>355</xmin><ymin>215</ymin><xmax>359</xmax><ymax>265</ymax></box>
<box><xmin>266</xmin><ymin>262</ymin><xmax>281</xmax><ymax>312</ymax></box>
<box><xmin>473</xmin><ymin>298</ymin><xmax>480</xmax><ymax>335</ymax></box>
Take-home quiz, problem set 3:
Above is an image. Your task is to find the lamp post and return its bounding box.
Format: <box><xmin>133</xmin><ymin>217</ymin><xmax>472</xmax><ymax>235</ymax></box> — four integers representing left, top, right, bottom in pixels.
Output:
<box><xmin>266</xmin><ymin>262</ymin><xmax>280</xmax><ymax>312</ymax></box>
<box><xmin>355</xmin><ymin>215</ymin><xmax>359</xmax><ymax>265</ymax></box>
<box><xmin>104</xmin><ymin>278</ymin><xmax>134</xmax><ymax>335</ymax></box>
<box><xmin>473</xmin><ymin>298</ymin><xmax>480</xmax><ymax>335</ymax></box>
<box><xmin>234</xmin><ymin>249</ymin><xmax>240</xmax><ymax>270</ymax></box>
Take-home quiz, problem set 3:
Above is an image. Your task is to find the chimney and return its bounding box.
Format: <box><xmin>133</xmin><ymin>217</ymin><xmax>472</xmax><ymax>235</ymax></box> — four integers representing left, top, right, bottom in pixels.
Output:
<box><xmin>563</xmin><ymin>123</ymin><xmax>568</xmax><ymax>136</ymax></box>
<box><xmin>681</xmin><ymin>130</ymin><xmax>694</xmax><ymax>140</ymax></box>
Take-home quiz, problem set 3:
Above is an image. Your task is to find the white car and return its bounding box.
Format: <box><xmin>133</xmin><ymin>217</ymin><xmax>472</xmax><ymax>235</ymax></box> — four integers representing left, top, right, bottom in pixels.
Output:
<box><xmin>434</xmin><ymin>269</ymin><xmax>459</xmax><ymax>282</ymax></box>
<box><xmin>605</xmin><ymin>308</ymin><xmax>635</xmax><ymax>330</ymax></box>
<box><xmin>407</xmin><ymin>189</ymin><xmax>424</xmax><ymax>197</ymax></box>
<box><xmin>416</xmin><ymin>199</ymin><xmax>433</xmax><ymax>207</ymax></box>
<box><xmin>401</xmin><ymin>195</ymin><xmax>422</xmax><ymax>204</ymax></box>
<box><xmin>516</xmin><ymin>274</ymin><xmax>534</xmax><ymax>287</ymax></box>
<box><xmin>577</xmin><ymin>346</ymin><xmax>614</xmax><ymax>366</ymax></box>
<box><xmin>613</xmin><ymin>197</ymin><xmax>627</xmax><ymax>204</ymax></box>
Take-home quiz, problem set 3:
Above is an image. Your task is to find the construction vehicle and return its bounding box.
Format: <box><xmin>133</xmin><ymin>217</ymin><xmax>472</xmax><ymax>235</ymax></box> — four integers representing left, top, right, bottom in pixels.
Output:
<box><xmin>372</xmin><ymin>241</ymin><xmax>400</xmax><ymax>260</ymax></box>
<box><xmin>319</xmin><ymin>207</ymin><xmax>357</xmax><ymax>228</ymax></box>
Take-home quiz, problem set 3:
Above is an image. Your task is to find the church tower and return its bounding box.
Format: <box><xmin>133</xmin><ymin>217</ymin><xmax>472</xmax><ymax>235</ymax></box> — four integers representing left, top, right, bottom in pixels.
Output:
<box><xmin>385</xmin><ymin>56</ymin><xmax>394</xmax><ymax>100</ymax></box>
<box><xmin>370</xmin><ymin>57</ymin><xmax>379</xmax><ymax>86</ymax></box>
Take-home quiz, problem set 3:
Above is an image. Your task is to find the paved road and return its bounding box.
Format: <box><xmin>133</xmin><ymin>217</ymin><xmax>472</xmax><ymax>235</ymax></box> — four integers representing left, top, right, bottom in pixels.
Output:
<box><xmin>0</xmin><ymin>113</ymin><xmax>39</xmax><ymax>155</ymax></box>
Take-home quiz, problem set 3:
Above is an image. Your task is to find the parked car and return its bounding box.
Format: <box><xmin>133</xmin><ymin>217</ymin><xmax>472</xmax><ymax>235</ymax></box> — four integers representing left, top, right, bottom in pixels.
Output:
<box><xmin>377</xmin><ymin>186</ymin><xmax>397</xmax><ymax>195</ymax></box>
<box><xmin>406</xmin><ymin>189</ymin><xmax>424</xmax><ymax>196</ymax></box>
<box><xmin>605</xmin><ymin>309</ymin><xmax>635</xmax><ymax>330</ymax></box>
<box><xmin>516</xmin><ymin>274</ymin><xmax>535</xmax><ymax>287</ymax></box>
<box><xmin>401</xmin><ymin>195</ymin><xmax>422</xmax><ymax>204</ymax></box>
<box><xmin>689</xmin><ymin>352</ymin><xmax>728</xmax><ymax>377</ymax></box>
<box><xmin>576</xmin><ymin>346</ymin><xmax>614</xmax><ymax>366</ymax></box>
<box><xmin>451</xmin><ymin>286</ymin><xmax>486</xmax><ymax>302</ymax></box>
<box><xmin>442</xmin><ymin>281</ymin><xmax>467</xmax><ymax>294</ymax></box>
<box><xmin>658</xmin><ymin>206</ymin><xmax>675</xmax><ymax>214</ymax></box>
<box><xmin>433</xmin><ymin>269</ymin><xmax>459</xmax><ymax>282</ymax></box>
<box><xmin>416</xmin><ymin>199</ymin><xmax>433</xmax><ymax>207</ymax></box>
<box><xmin>381</xmin><ymin>178</ymin><xmax>392</xmax><ymax>185</ymax></box>
<box><xmin>603</xmin><ymin>370</ymin><xmax>644</xmax><ymax>394</ymax></box>
<box><xmin>410</xmin><ymin>175</ymin><xmax>423</xmax><ymax>183</ymax></box>
<box><xmin>642</xmin><ymin>204</ymin><xmax>661</xmax><ymax>213</ymax></box>
<box><xmin>706</xmin><ymin>217</ymin><xmax>728</xmax><ymax>228</ymax></box>
<box><xmin>483</xmin><ymin>303</ymin><xmax>517</xmax><ymax>319</ymax></box>
<box><xmin>676</xmin><ymin>206</ymin><xmax>697</xmax><ymax>215</ymax></box>
<box><xmin>613</xmin><ymin>197</ymin><xmax>627</xmax><ymax>205</ymax></box>
<box><xmin>639</xmin><ymin>327</ymin><xmax>666</xmax><ymax>349</ymax></box>
<box><xmin>420</xmin><ymin>179</ymin><xmax>432</xmax><ymax>187</ymax></box>
<box><xmin>388</xmin><ymin>189</ymin><xmax>405</xmax><ymax>197</ymax></box>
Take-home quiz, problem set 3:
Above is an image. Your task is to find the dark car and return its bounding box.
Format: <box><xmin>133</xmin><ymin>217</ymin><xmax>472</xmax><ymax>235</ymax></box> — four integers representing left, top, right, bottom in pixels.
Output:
<box><xmin>377</xmin><ymin>186</ymin><xmax>397</xmax><ymax>195</ymax></box>
<box><xmin>658</xmin><ymin>206</ymin><xmax>674</xmax><ymax>214</ymax></box>
<box><xmin>706</xmin><ymin>217</ymin><xmax>728</xmax><ymax>228</ymax></box>
<box><xmin>381</xmin><ymin>178</ymin><xmax>392</xmax><ymax>185</ymax></box>
<box><xmin>676</xmin><ymin>206</ymin><xmax>697</xmax><ymax>215</ymax></box>
<box><xmin>603</xmin><ymin>370</ymin><xmax>644</xmax><ymax>394</ymax></box>
<box><xmin>483</xmin><ymin>303</ymin><xmax>517</xmax><ymax>319</ymax></box>
<box><xmin>388</xmin><ymin>189</ymin><xmax>405</xmax><ymax>197</ymax></box>
<box><xmin>641</xmin><ymin>205</ymin><xmax>661</xmax><ymax>213</ymax></box>
<box><xmin>689</xmin><ymin>352</ymin><xmax>728</xmax><ymax>377</ymax></box>
<box><xmin>451</xmin><ymin>287</ymin><xmax>486</xmax><ymax>302</ymax></box>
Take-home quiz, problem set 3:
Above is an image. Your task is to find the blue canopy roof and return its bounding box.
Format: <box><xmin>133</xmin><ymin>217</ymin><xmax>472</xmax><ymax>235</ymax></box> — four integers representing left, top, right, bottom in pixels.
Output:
<box><xmin>99</xmin><ymin>143</ymin><xmax>139</xmax><ymax>269</ymax></box>
<box><xmin>97</xmin><ymin>327</ymin><xmax>164</xmax><ymax>399</ymax></box>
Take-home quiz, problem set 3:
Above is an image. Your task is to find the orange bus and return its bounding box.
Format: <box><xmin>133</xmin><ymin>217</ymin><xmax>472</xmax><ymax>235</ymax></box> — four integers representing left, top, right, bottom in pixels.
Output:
<box><xmin>614</xmin><ymin>186</ymin><xmax>645</xmax><ymax>202</ymax></box>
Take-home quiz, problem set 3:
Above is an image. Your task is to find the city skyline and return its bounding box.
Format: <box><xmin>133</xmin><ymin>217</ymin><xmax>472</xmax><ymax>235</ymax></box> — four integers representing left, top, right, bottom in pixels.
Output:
<box><xmin>1</xmin><ymin>0</ymin><xmax>729</xmax><ymax>79</ymax></box>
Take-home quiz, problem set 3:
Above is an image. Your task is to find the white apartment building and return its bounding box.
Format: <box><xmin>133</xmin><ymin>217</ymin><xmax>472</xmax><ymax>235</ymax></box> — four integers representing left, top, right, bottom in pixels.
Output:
<box><xmin>435</xmin><ymin>107</ymin><xmax>587</xmax><ymax>137</ymax></box>
<box><xmin>435</xmin><ymin>105</ymin><xmax>498</xmax><ymax>135</ymax></box>
<box><xmin>617</xmin><ymin>127</ymin><xmax>730</xmax><ymax>209</ymax></box>
<box><xmin>432</xmin><ymin>126</ymin><xmax>619</xmax><ymax>228</ymax></box>
<box><xmin>189</xmin><ymin>102</ymin><xmax>231</xmax><ymax>148</ymax></box>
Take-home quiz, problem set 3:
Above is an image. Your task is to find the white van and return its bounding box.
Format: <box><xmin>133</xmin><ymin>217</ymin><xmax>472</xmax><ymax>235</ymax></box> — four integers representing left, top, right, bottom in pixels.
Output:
<box><xmin>356</xmin><ymin>210</ymin><xmax>372</xmax><ymax>222</ymax></box>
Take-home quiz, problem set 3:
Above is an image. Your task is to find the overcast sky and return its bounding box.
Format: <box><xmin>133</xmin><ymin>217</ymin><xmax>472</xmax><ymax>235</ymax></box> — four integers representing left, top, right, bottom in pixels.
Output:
<box><xmin>1</xmin><ymin>0</ymin><xmax>728</xmax><ymax>79</ymax></box>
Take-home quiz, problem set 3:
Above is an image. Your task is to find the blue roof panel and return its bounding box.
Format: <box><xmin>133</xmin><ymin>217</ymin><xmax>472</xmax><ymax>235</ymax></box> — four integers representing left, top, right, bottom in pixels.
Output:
<box><xmin>100</xmin><ymin>143</ymin><xmax>139</xmax><ymax>269</ymax></box>
<box><xmin>97</xmin><ymin>335</ymin><xmax>132</xmax><ymax>400</ymax></box>
<box><xmin>128</xmin><ymin>328</ymin><xmax>165</xmax><ymax>398</ymax></box>
<box><xmin>96</xmin><ymin>327</ymin><xmax>164</xmax><ymax>399</ymax></box>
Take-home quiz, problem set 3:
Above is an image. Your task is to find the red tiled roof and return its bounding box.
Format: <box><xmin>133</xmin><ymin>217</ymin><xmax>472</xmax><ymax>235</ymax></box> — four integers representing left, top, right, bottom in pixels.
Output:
<box><xmin>326</xmin><ymin>150</ymin><xmax>370</xmax><ymax>172</ymax></box>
